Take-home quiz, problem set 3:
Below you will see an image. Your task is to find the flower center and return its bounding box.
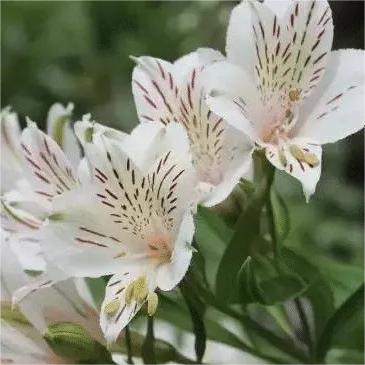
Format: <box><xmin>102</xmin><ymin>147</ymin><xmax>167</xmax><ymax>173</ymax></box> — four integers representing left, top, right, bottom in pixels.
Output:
<box><xmin>146</xmin><ymin>232</ymin><xmax>172</xmax><ymax>264</ymax></box>
<box><xmin>260</xmin><ymin>90</ymin><xmax>300</xmax><ymax>145</ymax></box>
<box><xmin>194</xmin><ymin>153</ymin><xmax>223</xmax><ymax>185</ymax></box>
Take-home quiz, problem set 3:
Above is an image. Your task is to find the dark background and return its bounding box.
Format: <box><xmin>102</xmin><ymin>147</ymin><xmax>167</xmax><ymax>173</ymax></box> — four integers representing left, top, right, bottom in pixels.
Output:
<box><xmin>1</xmin><ymin>1</ymin><xmax>364</xmax><ymax>275</ymax></box>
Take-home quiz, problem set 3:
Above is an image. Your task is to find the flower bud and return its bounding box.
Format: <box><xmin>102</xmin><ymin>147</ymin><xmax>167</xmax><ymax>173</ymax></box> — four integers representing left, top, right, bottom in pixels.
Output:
<box><xmin>44</xmin><ymin>322</ymin><xmax>112</xmax><ymax>363</ymax></box>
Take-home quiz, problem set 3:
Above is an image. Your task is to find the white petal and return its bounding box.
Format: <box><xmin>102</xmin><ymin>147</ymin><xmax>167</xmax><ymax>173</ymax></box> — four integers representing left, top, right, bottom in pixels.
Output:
<box><xmin>39</xmin><ymin>186</ymin><xmax>136</xmax><ymax>277</ymax></box>
<box><xmin>46</xmin><ymin>102</ymin><xmax>74</xmax><ymax>140</ymax></box>
<box><xmin>10</xmin><ymin>238</ymin><xmax>46</xmax><ymax>272</ymax></box>
<box><xmin>202</xmin><ymin>145</ymin><xmax>254</xmax><ymax>207</ymax></box>
<box><xmin>118</xmin><ymin>122</ymin><xmax>166</xmax><ymax>171</ymax></box>
<box><xmin>1</xmin><ymin>107</ymin><xmax>24</xmax><ymax>191</ymax></box>
<box><xmin>20</xmin><ymin>121</ymin><xmax>79</xmax><ymax>200</ymax></box>
<box><xmin>77</xmin><ymin>157</ymin><xmax>92</xmax><ymax>184</ymax></box>
<box><xmin>100</xmin><ymin>267</ymin><xmax>155</xmax><ymax>344</ymax></box>
<box><xmin>12</xmin><ymin>263</ymin><xmax>69</xmax><ymax>306</ymax></box>
<box><xmin>156</xmin><ymin>211</ymin><xmax>194</xmax><ymax>291</ymax></box>
<box><xmin>296</xmin><ymin>49</ymin><xmax>365</xmax><ymax>144</ymax></box>
<box><xmin>74</xmin><ymin>115</ymin><xmax>128</xmax><ymax>147</ymax></box>
<box><xmin>1</xmin><ymin>320</ymin><xmax>49</xmax><ymax>362</ymax></box>
<box><xmin>146</xmin><ymin>124</ymin><xmax>197</xmax><ymax>234</ymax></box>
<box><xmin>173</xmin><ymin>48</ymin><xmax>224</xmax><ymax>81</ymax></box>
<box><xmin>227</xmin><ymin>0</ymin><xmax>333</xmax><ymax>103</ymax></box>
<box><xmin>203</xmin><ymin>61</ymin><xmax>259</xmax><ymax>140</ymax></box>
<box><xmin>226</xmin><ymin>1</ymin><xmax>257</xmax><ymax>76</ymax></box>
<box><xmin>263</xmin><ymin>0</ymin><xmax>291</xmax><ymax>19</ymax></box>
<box><xmin>265</xmin><ymin>138</ymin><xmax>322</xmax><ymax>200</ymax></box>
<box><xmin>46</xmin><ymin>102</ymin><xmax>81</xmax><ymax>167</ymax></box>
<box><xmin>1</xmin><ymin>199</ymin><xmax>42</xmax><ymax>232</ymax></box>
<box><xmin>132</xmin><ymin>56</ymin><xmax>179</xmax><ymax>125</ymax></box>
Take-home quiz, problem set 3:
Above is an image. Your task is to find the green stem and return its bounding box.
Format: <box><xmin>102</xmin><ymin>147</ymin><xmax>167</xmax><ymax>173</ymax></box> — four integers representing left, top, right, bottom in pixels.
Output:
<box><xmin>125</xmin><ymin>325</ymin><xmax>134</xmax><ymax>364</ymax></box>
<box><xmin>294</xmin><ymin>298</ymin><xmax>314</xmax><ymax>361</ymax></box>
<box><xmin>266</xmin><ymin>196</ymin><xmax>282</xmax><ymax>264</ymax></box>
<box><xmin>142</xmin><ymin>316</ymin><xmax>156</xmax><ymax>364</ymax></box>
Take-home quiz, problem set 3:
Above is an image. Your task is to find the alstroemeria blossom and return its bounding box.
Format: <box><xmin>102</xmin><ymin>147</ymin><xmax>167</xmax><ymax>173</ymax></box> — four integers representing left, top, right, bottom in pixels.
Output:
<box><xmin>1</xmin><ymin>240</ymin><xmax>102</xmax><ymax>364</ymax></box>
<box><xmin>203</xmin><ymin>0</ymin><xmax>365</xmax><ymax>199</ymax></box>
<box><xmin>132</xmin><ymin>50</ymin><xmax>253</xmax><ymax>207</ymax></box>
<box><xmin>15</xmin><ymin>119</ymin><xmax>197</xmax><ymax>344</ymax></box>
<box><xmin>1</xmin><ymin>104</ymin><xmax>81</xmax><ymax>271</ymax></box>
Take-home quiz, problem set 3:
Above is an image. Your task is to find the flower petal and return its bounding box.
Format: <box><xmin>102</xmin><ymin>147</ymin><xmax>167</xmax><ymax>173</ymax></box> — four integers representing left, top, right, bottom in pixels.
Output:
<box><xmin>203</xmin><ymin>61</ymin><xmax>259</xmax><ymax>140</ymax></box>
<box><xmin>226</xmin><ymin>0</ymin><xmax>333</xmax><ymax>103</ymax></box>
<box><xmin>145</xmin><ymin>123</ymin><xmax>197</xmax><ymax>234</ymax></box>
<box><xmin>295</xmin><ymin>49</ymin><xmax>365</xmax><ymax>144</ymax></box>
<box><xmin>265</xmin><ymin>138</ymin><xmax>322</xmax><ymax>200</ymax></box>
<box><xmin>156</xmin><ymin>211</ymin><xmax>194</xmax><ymax>291</ymax></box>
<box><xmin>132</xmin><ymin>56</ymin><xmax>179</xmax><ymax>125</ymax></box>
<box><xmin>100</xmin><ymin>267</ymin><xmax>156</xmax><ymax>344</ymax></box>
<box><xmin>196</xmin><ymin>122</ymin><xmax>254</xmax><ymax>207</ymax></box>
<box><xmin>46</xmin><ymin>102</ymin><xmax>81</xmax><ymax>167</ymax></box>
<box><xmin>1</xmin><ymin>107</ymin><xmax>24</xmax><ymax>191</ymax></box>
<box><xmin>20</xmin><ymin>121</ymin><xmax>79</xmax><ymax>201</ymax></box>
<box><xmin>39</xmin><ymin>186</ymin><xmax>136</xmax><ymax>277</ymax></box>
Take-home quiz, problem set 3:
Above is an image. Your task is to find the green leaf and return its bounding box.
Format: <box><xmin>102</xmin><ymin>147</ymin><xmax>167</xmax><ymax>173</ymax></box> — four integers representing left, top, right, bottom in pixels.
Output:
<box><xmin>316</xmin><ymin>284</ymin><xmax>364</xmax><ymax>362</ymax></box>
<box><xmin>215</xmin><ymin>151</ymin><xmax>274</xmax><ymax>304</ymax></box>
<box><xmin>259</xmin><ymin>275</ymin><xmax>307</xmax><ymax>305</ymax></box>
<box><xmin>194</xmin><ymin>206</ymin><xmax>233</xmax><ymax>289</ymax></box>
<box><xmin>44</xmin><ymin>322</ymin><xmax>113</xmax><ymax>364</ymax></box>
<box><xmin>269</xmin><ymin>188</ymin><xmax>290</xmax><ymax>244</ymax></box>
<box><xmin>86</xmin><ymin>277</ymin><xmax>106</xmax><ymax>308</ymax></box>
<box><xmin>281</xmin><ymin>248</ymin><xmax>335</xmax><ymax>339</ymax></box>
<box><xmin>237</xmin><ymin>256</ymin><xmax>307</xmax><ymax>305</ymax></box>
<box><xmin>326</xmin><ymin>348</ymin><xmax>364</xmax><ymax>364</ymax></box>
<box><xmin>215</xmin><ymin>203</ymin><xmax>262</xmax><ymax>303</ymax></box>
<box><xmin>179</xmin><ymin>253</ymin><xmax>207</xmax><ymax>363</ymax></box>
<box><xmin>237</xmin><ymin>256</ymin><xmax>262</xmax><ymax>304</ymax></box>
<box><xmin>158</xmin><ymin>293</ymin><xmax>245</xmax><ymax>352</ymax></box>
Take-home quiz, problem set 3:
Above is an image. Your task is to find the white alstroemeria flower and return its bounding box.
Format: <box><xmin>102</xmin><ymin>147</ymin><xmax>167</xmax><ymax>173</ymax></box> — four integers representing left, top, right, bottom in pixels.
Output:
<box><xmin>15</xmin><ymin>120</ymin><xmax>197</xmax><ymax>344</ymax></box>
<box><xmin>1</xmin><ymin>239</ymin><xmax>101</xmax><ymax>339</ymax></box>
<box><xmin>1</xmin><ymin>103</ymin><xmax>81</xmax><ymax>214</ymax></box>
<box><xmin>1</xmin><ymin>107</ymin><xmax>83</xmax><ymax>287</ymax></box>
<box><xmin>203</xmin><ymin>0</ymin><xmax>365</xmax><ymax>200</ymax></box>
<box><xmin>131</xmin><ymin>50</ymin><xmax>253</xmax><ymax>207</ymax></box>
<box><xmin>1</xmin><ymin>240</ymin><xmax>103</xmax><ymax>364</ymax></box>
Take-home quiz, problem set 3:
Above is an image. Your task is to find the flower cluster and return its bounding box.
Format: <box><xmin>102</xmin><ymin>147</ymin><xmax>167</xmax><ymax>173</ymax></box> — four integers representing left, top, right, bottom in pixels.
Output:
<box><xmin>1</xmin><ymin>0</ymin><xmax>364</xmax><ymax>362</ymax></box>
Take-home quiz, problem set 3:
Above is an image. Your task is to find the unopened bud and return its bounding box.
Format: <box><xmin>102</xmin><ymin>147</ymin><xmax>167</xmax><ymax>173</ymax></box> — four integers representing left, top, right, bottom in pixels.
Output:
<box><xmin>44</xmin><ymin>322</ymin><xmax>111</xmax><ymax>363</ymax></box>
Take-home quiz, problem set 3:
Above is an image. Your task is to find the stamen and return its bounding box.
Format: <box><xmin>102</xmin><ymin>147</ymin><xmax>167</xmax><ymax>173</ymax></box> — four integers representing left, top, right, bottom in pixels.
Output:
<box><xmin>289</xmin><ymin>89</ymin><xmax>301</xmax><ymax>102</ymax></box>
<box><xmin>304</xmin><ymin>152</ymin><xmax>320</xmax><ymax>166</ymax></box>
<box><xmin>278</xmin><ymin>148</ymin><xmax>287</xmax><ymax>167</ymax></box>
<box><xmin>147</xmin><ymin>292</ymin><xmax>158</xmax><ymax>316</ymax></box>
<box><xmin>105</xmin><ymin>298</ymin><xmax>120</xmax><ymax>316</ymax></box>
<box><xmin>289</xmin><ymin>145</ymin><xmax>305</xmax><ymax>160</ymax></box>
